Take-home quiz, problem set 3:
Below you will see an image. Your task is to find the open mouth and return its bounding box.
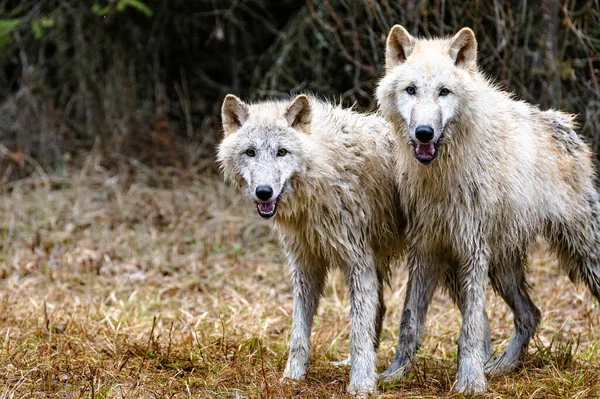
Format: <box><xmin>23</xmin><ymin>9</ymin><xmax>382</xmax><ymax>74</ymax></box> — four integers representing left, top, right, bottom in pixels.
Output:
<box><xmin>255</xmin><ymin>184</ymin><xmax>286</xmax><ymax>219</ymax></box>
<box><xmin>256</xmin><ymin>199</ymin><xmax>278</xmax><ymax>219</ymax></box>
<box><xmin>413</xmin><ymin>141</ymin><xmax>439</xmax><ymax>165</ymax></box>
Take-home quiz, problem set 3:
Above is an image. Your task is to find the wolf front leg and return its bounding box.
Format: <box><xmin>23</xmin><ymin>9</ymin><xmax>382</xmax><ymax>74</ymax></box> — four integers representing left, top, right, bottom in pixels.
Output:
<box><xmin>282</xmin><ymin>253</ymin><xmax>327</xmax><ymax>381</ymax></box>
<box><xmin>443</xmin><ymin>266</ymin><xmax>494</xmax><ymax>362</ymax></box>
<box><xmin>332</xmin><ymin>268</ymin><xmax>387</xmax><ymax>369</ymax></box>
<box><xmin>455</xmin><ymin>247</ymin><xmax>490</xmax><ymax>394</ymax></box>
<box><xmin>379</xmin><ymin>250</ymin><xmax>441</xmax><ymax>381</ymax></box>
<box><xmin>346</xmin><ymin>251</ymin><xmax>380</xmax><ymax>394</ymax></box>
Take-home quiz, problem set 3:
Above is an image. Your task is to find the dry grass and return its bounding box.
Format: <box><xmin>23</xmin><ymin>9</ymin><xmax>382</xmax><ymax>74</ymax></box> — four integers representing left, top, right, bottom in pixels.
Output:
<box><xmin>0</xmin><ymin>156</ymin><xmax>598</xmax><ymax>398</ymax></box>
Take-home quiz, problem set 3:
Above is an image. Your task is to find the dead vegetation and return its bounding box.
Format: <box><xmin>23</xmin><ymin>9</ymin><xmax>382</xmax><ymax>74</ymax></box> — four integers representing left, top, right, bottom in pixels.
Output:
<box><xmin>0</xmin><ymin>158</ymin><xmax>596</xmax><ymax>398</ymax></box>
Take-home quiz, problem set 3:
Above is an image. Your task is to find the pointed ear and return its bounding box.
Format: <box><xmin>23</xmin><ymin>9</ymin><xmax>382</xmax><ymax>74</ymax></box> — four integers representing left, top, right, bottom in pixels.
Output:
<box><xmin>284</xmin><ymin>95</ymin><xmax>311</xmax><ymax>134</ymax></box>
<box><xmin>221</xmin><ymin>94</ymin><xmax>248</xmax><ymax>135</ymax></box>
<box><xmin>449</xmin><ymin>28</ymin><xmax>477</xmax><ymax>69</ymax></box>
<box><xmin>385</xmin><ymin>25</ymin><xmax>415</xmax><ymax>72</ymax></box>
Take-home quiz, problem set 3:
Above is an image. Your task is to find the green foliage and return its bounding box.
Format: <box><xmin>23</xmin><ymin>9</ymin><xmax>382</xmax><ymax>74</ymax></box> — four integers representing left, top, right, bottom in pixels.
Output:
<box><xmin>90</xmin><ymin>3</ymin><xmax>111</xmax><ymax>16</ymax></box>
<box><xmin>92</xmin><ymin>0</ymin><xmax>152</xmax><ymax>18</ymax></box>
<box><xmin>118</xmin><ymin>0</ymin><xmax>152</xmax><ymax>17</ymax></box>
<box><xmin>30</xmin><ymin>18</ymin><xmax>54</xmax><ymax>40</ymax></box>
<box><xmin>0</xmin><ymin>18</ymin><xmax>19</xmax><ymax>48</ymax></box>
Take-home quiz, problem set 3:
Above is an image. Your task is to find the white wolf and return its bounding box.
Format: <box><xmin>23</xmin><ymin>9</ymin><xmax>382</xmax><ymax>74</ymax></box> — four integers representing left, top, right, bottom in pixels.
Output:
<box><xmin>217</xmin><ymin>94</ymin><xmax>406</xmax><ymax>394</ymax></box>
<box><xmin>376</xmin><ymin>25</ymin><xmax>600</xmax><ymax>393</ymax></box>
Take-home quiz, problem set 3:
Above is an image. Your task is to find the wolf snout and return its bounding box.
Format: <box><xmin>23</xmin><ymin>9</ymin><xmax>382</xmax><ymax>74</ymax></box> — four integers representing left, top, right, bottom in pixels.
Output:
<box><xmin>415</xmin><ymin>125</ymin><xmax>435</xmax><ymax>143</ymax></box>
<box><xmin>413</xmin><ymin>125</ymin><xmax>438</xmax><ymax>165</ymax></box>
<box><xmin>256</xmin><ymin>185</ymin><xmax>274</xmax><ymax>201</ymax></box>
<box><xmin>255</xmin><ymin>185</ymin><xmax>279</xmax><ymax>219</ymax></box>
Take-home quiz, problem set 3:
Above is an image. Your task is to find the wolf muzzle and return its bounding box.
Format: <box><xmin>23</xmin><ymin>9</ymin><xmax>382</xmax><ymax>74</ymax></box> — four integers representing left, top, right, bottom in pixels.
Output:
<box><xmin>413</xmin><ymin>125</ymin><xmax>438</xmax><ymax>165</ymax></box>
<box><xmin>255</xmin><ymin>184</ymin><xmax>281</xmax><ymax>219</ymax></box>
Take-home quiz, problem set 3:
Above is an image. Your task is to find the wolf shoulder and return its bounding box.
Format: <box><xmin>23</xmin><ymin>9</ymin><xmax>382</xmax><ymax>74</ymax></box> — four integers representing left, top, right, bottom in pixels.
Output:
<box><xmin>309</xmin><ymin>97</ymin><xmax>396</xmax><ymax>160</ymax></box>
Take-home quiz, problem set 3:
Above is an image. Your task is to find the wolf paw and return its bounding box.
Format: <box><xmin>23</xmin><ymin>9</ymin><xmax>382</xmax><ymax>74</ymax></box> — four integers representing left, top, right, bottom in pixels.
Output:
<box><xmin>377</xmin><ymin>367</ymin><xmax>406</xmax><ymax>382</ymax></box>
<box><xmin>454</xmin><ymin>373</ymin><xmax>488</xmax><ymax>394</ymax></box>
<box><xmin>484</xmin><ymin>352</ymin><xmax>517</xmax><ymax>376</ymax></box>
<box><xmin>282</xmin><ymin>359</ymin><xmax>308</xmax><ymax>381</ymax></box>
<box><xmin>348</xmin><ymin>380</ymin><xmax>377</xmax><ymax>396</ymax></box>
<box><xmin>377</xmin><ymin>356</ymin><xmax>411</xmax><ymax>381</ymax></box>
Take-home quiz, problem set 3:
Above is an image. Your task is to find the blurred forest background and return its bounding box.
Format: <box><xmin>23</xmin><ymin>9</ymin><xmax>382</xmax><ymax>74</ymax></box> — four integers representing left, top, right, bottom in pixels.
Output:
<box><xmin>0</xmin><ymin>0</ymin><xmax>599</xmax><ymax>180</ymax></box>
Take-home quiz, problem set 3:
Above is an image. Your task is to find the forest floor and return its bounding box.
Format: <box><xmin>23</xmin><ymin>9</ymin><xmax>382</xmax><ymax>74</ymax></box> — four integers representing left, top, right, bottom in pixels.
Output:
<box><xmin>0</xmin><ymin>156</ymin><xmax>598</xmax><ymax>398</ymax></box>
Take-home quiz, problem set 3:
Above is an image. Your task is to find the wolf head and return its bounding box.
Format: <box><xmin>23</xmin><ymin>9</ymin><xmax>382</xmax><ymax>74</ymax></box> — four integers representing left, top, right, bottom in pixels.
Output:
<box><xmin>217</xmin><ymin>94</ymin><xmax>312</xmax><ymax>219</ymax></box>
<box><xmin>377</xmin><ymin>25</ymin><xmax>479</xmax><ymax>165</ymax></box>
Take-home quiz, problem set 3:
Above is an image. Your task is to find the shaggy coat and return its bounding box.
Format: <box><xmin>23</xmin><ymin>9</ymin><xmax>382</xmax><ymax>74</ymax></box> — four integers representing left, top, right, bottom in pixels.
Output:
<box><xmin>376</xmin><ymin>26</ymin><xmax>600</xmax><ymax>393</ymax></box>
<box><xmin>217</xmin><ymin>95</ymin><xmax>405</xmax><ymax>394</ymax></box>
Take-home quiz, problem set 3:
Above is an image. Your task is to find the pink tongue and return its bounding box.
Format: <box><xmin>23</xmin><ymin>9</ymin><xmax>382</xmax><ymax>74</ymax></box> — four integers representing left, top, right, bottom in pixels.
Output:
<box><xmin>416</xmin><ymin>142</ymin><xmax>435</xmax><ymax>157</ymax></box>
<box><xmin>258</xmin><ymin>200</ymin><xmax>276</xmax><ymax>213</ymax></box>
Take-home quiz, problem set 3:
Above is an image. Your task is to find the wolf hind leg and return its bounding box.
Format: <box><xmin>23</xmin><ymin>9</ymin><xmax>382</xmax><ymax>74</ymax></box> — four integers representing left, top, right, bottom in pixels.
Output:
<box><xmin>547</xmin><ymin>191</ymin><xmax>600</xmax><ymax>302</ymax></box>
<box><xmin>485</xmin><ymin>252</ymin><xmax>541</xmax><ymax>376</ymax></box>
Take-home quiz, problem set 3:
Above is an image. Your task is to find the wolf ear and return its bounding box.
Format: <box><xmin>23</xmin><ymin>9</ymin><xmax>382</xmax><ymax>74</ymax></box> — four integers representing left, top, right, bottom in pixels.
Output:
<box><xmin>285</xmin><ymin>95</ymin><xmax>311</xmax><ymax>134</ymax></box>
<box><xmin>449</xmin><ymin>28</ymin><xmax>477</xmax><ymax>69</ymax></box>
<box><xmin>385</xmin><ymin>25</ymin><xmax>415</xmax><ymax>72</ymax></box>
<box><xmin>221</xmin><ymin>94</ymin><xmax>248</xmax><ymax>136</ymax></box>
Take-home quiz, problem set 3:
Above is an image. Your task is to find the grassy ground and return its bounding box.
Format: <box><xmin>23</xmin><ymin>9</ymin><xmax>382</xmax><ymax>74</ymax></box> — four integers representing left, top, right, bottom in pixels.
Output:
<box><xmin>0</xmin><ymin>157</ymin><xmax>598</xmax><ymax>398</ymax></box>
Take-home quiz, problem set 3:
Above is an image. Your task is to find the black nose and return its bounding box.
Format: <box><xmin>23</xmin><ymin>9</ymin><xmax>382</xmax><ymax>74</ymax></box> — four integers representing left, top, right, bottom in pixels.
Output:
<box><xmin>256</xmin><ymin>185</ymin><xmax>274</xmax><ymax>201</ymax></box>
<box><xmin>415</xmin><ymin>125</ymin><xmax>435</xmax><ymax>143</ymax></box>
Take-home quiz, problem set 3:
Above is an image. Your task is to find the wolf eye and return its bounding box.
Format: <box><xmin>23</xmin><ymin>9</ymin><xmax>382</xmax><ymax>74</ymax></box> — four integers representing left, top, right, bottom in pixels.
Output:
<box><xmin>439</xmin><ymin>88</ymin><xmax>450</xmax><ymax>96</ymax></box>
<box><xmin>406</xmin><ymin>86</ymin><xmax>416</xmax><ymax>95</ymax></box>
<box><xmin>277</xmin><ymin>148</ymin><xmax>288</xmax><ymax>157</ymax></box>
<box><xmin>245</xmin><ymin>149</ymin><xmax>256</xmax><ymax>157</ymax></box>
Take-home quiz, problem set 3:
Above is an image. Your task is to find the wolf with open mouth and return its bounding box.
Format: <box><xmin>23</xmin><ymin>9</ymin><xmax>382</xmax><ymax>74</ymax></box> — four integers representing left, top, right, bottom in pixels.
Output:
<box><xmin>217</xmin><ymin>94</ymin><xmax>406</xmax><ymax>394</ymax></box>
<box><xmin>376</xmin><ymin>24</ymin><xmax>600</xmax><ymax>394</ymax></box>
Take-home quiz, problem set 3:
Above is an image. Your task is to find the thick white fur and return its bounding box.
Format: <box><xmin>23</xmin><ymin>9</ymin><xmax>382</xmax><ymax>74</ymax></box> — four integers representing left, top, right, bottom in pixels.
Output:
<box><xmin>218</xmin><ymin>95</ymin><xmax>406</xmax><ymax>394</ymax></box>
<box><xmin>377</xmin><ymin>26</ymin><xmax>600</xmax><ymax>394</ymax></box>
